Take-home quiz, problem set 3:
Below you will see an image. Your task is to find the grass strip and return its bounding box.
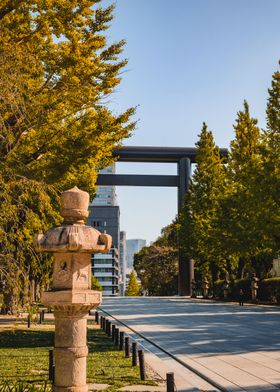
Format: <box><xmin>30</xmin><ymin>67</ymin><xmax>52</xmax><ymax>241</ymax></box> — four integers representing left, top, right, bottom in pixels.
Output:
<box><xmin>0</xmin><ymin>324</ymin><xmax>157</xmax><ymax>392</ymax></box>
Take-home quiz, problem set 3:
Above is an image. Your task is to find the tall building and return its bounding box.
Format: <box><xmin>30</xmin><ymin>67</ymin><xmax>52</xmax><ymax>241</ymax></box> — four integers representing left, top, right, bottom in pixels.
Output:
<box><xmin>88</xmin><ymin>164</ymin><xmax>120</xmax><ymax>296</ymax></box>
<box><xmin>92</xmin><ymin>248</ymin><xmax>119</xmax><ymax>296</ymax></box>
<box><xmin>119</xmin><ymin>231</ymin><xmax>127</xmax><ymax>296</ymax></box>
<box><xmin>126</xmin><ymin>239</ymin><xmax>146</xmax><ymax>270</ymax></box>
<box><xmin>91</xmin><ymin>165</ymin><xmax>116</xmax><ymax>206</ymax></box>
<box><xmin>88</xmin><ymin>205</ymin><xmax>120</xmax><ymax>247</ymax></box>
<box><xmin>88</xmin><ymin>205</ymin><xmax>120</xmax><ymax>296</ymax></box>
<box><xmin>125</xmin><ymin>239</ymin><xmax>146</xmax><ymax>292</ymax></box>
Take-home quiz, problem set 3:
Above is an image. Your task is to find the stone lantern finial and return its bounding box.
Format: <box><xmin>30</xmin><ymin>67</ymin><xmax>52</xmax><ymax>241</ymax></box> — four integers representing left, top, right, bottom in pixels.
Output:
<box><xmin>60</xmin><ymin>186</ymin><xmax>89</xmax><ymax>224</ymax></box>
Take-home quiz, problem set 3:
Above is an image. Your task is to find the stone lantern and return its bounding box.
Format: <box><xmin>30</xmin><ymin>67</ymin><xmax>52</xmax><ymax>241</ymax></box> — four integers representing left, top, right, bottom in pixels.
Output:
<box><xmin>203</xmin><ymin>277</ymin><xmax>210</xmax><ymax>298</ymax></box>
<box><xmin>251</xmin><ymin>273</ymin><xmax>259</xmax><ymax>302</ymax></box>
<box><xmin>34</xmin><ymin>186</ymin><xmax>112</xmax><ymax>392</ymax></box>
<box><xmin>191</xmin><ymin>279</ymin><xmax>197</xmax><ymax>298</ymax></box>
<box><xmin>223</xmin><ymin>278</ymin><xmax>230</xmax><ymax>300</ymax></box>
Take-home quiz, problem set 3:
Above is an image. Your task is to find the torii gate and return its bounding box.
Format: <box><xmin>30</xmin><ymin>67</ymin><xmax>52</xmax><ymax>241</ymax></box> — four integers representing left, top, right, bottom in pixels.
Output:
<box><xmin>96</xmin><ymin>146</ymin><xmax>227</xmax><ymax>296</ymax></box>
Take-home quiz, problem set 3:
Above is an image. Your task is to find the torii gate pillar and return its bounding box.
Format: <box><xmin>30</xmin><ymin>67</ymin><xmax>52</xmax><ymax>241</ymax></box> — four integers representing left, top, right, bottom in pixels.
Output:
<box><xmin>178</xmin><ymin>157</ymin><xmax>193</xmax><ymax>296</ymax></box>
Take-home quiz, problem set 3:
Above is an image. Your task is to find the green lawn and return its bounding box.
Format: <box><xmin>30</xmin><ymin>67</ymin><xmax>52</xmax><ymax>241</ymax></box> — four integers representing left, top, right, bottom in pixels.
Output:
<box><xmin>0</xmin><ymin>324</ymin><xmax>157</xmax><ymax>392</ymax></box>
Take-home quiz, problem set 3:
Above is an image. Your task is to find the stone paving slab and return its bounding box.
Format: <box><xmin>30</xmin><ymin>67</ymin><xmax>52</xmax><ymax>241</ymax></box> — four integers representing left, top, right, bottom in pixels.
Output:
<box><xmin>119</xmin><ymin>385</ymin><xmax>165</xmax><ymax>391</ymax></box>
<box><xmin>88</xmin><ymin>384</ymin><xmax>110</xmax><ymax>391</ymax></box>
<box><xmin>241</xmin><ymin>352</ymin><xmax>280</xmax><ymax>371</ymax></box>
<box><xmin>174</xmin><ymin>354</ymin><xmax>244</xmax><ymax>392</ymax></box>
<box><xmin>218</xmin><ymin>354</ymin><xmax>280</xmax><ymax>385</ymax></box>
<box><xmin>100</xmin><ymin>297</ymin><xmax>280</xmax><ymax>392</ymax></box>
<box><xmin>144</xmin><ymin>350</ymin><xmax>206</xmax><ymax>392</ymax></box>
<box><xmin>193</xmin><ymin>355</ymin><xmax>277</xmax><ymax>390</ymax></box>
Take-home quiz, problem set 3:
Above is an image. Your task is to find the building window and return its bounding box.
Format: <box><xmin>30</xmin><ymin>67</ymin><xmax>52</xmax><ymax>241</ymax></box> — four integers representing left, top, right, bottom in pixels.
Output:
<box><xmin>93</xmin><ymin>268</ymin><xmax>113</xmax><ymax>273</ymax></box>
<box><xmin>93</xmin><ymin>221</ymin><xmax>101</xmax><ymax>227</ymax></box>
<box><xmin>93</xmin><ymin>259</ymin><xmax>112</xmax><ymax>265</ymax></box>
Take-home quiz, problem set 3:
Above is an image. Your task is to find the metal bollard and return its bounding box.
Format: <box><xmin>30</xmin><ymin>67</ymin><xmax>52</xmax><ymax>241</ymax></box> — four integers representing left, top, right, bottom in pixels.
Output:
<box><xmin>166</xmin><ymin>372</ymin><xmax>175</xmax><ymax>392</ymax></box>
<box><xmin>132</xmin><ymin>341</ymin><xmax>138</xmax><ymax>366</ymax></box>
<box><xmin>49</xmin><ymin>349</ymin><xmax>55</xmax><ymax>382</ymax></box>
<box><xmin>111</xmin><ymin>324</ymin><xmax>116</xmax><ymax>341</ymax></box>
<box><xmin>125</xmin><ymin>336</ymin><xmax>130</xmax><ymax>357</ymax></box>
<box><xmin>42</xmin><ymin>309</ymin><xmax>45</xmax><ymax>322</ymax></box>
<box><xmin>27</xmin><ymin>313</ymin><xmax>31</xmax><ymax>328</ymax></box>
<box><xmin>114</xmin><ymin>328</ymin><xmax>119</xmax><ymax>346</ymax></box>
<box><xmin>106</xmin><ymin>320</ymin><xmax>111</xmax><ymax>336</ymax></box>
<box><xmin>138</xmin><ymin>349</ymin><xmax>146</xmax><ymax>380</ymax></box>
<box><xmin>105</xmin><ymin>319</ymin><xmax>108</xmax><ymax>334</ymax></box>
<box><xmin>102</xmin><ymin>317</ymin><xmax>106</xmax><ymax>332</ymax></box>
<box><xmin>39</xmin><ymin>311</ymin><xmax>43</xmax><ymax>324</ymax></box>
<box><xmin>119</xmin><ymin>331</ymin><xmax>124</xmax><ymax>350</ymax></box>
<box><xmin>95</xmin><ymin>311</ymin><xmax>99</xmax><ymax>324</ymax></box>
<box><xmin>100</xmin><ymin>316</ymin><xmax>103</xmax><ymax>329</ymax></box>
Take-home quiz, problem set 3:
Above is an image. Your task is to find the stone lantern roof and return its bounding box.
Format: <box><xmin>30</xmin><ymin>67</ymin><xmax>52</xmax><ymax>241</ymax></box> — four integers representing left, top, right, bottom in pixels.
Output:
<box><xmin>34</xmin><ymin>186</ymin><xmax>112</xmax><ymax>253</ymax></box>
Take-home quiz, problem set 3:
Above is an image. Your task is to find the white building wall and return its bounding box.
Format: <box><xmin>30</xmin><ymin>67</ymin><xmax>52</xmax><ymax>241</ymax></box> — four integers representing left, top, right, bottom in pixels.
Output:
<box><xmin>126</xmin><ymin>239</ymin><xmax>146</xmax><ymax>270</ymax></box>
<box><xmin>89</xmin><ymin>164</ymin><xmax>120</xmax><ymax>295</ymax></box>
<box><xmin>125</xmin><ymin>239</ymin><xmax>146</xmax><ymax>289</ymax></box>
<box><xmin>91</xmin><ymin>165</ymin><xmax>117</xmax><ymax>206</ymax></box>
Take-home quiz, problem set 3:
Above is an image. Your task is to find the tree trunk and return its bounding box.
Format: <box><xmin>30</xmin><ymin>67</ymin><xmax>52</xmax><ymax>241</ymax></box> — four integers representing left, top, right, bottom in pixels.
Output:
<box><xmin>237</xmin><ymin>257</ymin><xmax>245</xmax><ymax>279</ymax></box>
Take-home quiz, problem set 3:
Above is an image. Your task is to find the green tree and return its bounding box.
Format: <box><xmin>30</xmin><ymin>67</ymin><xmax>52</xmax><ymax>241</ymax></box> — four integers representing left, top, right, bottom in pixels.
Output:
<box><xmin>179</xmin><ymin>123</ymin><xmax>226</xmax><ymax>283</ymax></box>
<box><xmin>91</xmin><ymin>275</ymin><xmax>103</xmax><ymax>291</ymax></box>
<box><xmin>261</xmin><ymin>67</ymin><xmax>280</xmax><ymax>251</ymax></box>
<box><xmin>134</xmin><ymin>223</ymin><xmax>178</xmax><ymax>296</ymax></box>
<box><xmin>0</xmin><ymin>1</ymin><xmax>135</xmax><ymax>191</ymax></box>
<box><xmin>0</xmin><ymin>177</ymin><xmax>60</xmax><ymax>313</ymax></box>
<box><xmin>125</xmin><ymin>271</ymin><xmax>140</xmax><ymax>296</ymax></box>
<box><xmin>218</xmin><ymin>102</ymin><xmax>275</xmax><ymax>278</ymax></box>
<box><xmin>0</xmin><ymin>0</ymin><xmax>135</xmax><ymax>312</ymax></box>
<box><xmin>134</xmin><ymin>244</ymin><xmax>178</xmax><ymax>296</ymax></box>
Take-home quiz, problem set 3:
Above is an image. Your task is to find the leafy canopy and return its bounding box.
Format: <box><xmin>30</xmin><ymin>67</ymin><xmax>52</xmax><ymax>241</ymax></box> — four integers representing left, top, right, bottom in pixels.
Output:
<box><xmin>0</xmin><ymin>0</ymin><xmax>135</xmax><ymax>312</ymax></box>
<box><xmin>134</xmin><ymin>223</ymin><xmax>178</xmax><ymax>296</ymax></box>
<box><xmin>0</xmin><ymin>0</ymin><xmax>135</xmax><ymax>194</ymax></box>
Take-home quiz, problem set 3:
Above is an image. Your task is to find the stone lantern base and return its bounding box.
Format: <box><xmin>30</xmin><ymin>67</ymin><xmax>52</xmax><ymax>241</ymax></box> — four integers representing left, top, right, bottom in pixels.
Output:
<box><xmin>42</xmin><ymin>289</ymin><xmax>101</xmax><ymax>392</ymax></box>
<box><xmin>42</xmin><ymin>290</ymin><xmax>101</xmax><ymax>309</ymax></box>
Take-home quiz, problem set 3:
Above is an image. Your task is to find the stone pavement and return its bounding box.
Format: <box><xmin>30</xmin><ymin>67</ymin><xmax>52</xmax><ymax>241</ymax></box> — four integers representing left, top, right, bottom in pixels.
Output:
<box><xmin>100</xmin><ymin>297</ymin><xmax>280</xmax><ymax>392</ymax></box>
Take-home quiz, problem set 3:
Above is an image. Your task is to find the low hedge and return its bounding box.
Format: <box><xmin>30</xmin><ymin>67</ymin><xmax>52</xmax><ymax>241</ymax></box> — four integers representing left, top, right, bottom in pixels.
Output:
<box><xmin>230</xmin><ymin>278</ymin><xmax>251</xmax><ymax>301</ymax></box>
<box><xmin>258</xmin><ymin>278</ymin><xmax>280</xmax><ymax>304</ymax></box>
<box><xmin>212</xmin><ymin>277</ymin><xmax>280</xmax><ymax>303</ymax></box>
<box><xmin>212</xmin><ymin>278</ymin><xmax>251</xmax><ymax>300</ymax></box>
<box><xmin>212</xmin><ymin>279</ymin><xmax>224</xmax><ymax>298</ymax></box>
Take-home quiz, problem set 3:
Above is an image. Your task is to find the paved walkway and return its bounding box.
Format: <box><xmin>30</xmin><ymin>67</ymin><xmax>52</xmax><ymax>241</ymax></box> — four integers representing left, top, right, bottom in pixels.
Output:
<box><xmin>100</xmin><ymin>297</ymin><xmax>280</xmax><ymax>392</ymax></box>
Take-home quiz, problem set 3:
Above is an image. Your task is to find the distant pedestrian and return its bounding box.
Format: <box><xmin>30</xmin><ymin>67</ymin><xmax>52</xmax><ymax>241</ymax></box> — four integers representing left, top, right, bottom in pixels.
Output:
<box><xmin>239</xmin><ymin>289</ymin><xmax>245</xmax><ymax>306</ymax></box>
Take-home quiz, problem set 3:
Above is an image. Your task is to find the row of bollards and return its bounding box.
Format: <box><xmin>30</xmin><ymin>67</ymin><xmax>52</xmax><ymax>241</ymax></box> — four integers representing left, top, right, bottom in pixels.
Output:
<box><xmin>97</xmin><ymin>311</ymin><xmax>175</xmax><ymax>392</ymax></box>
<box><xmin>99</xmin><ymin>313</ymin><xmax>146</xmax><ymax>379</ymax></box>
<box><xmin>47</xmin><ymin>311</ymin><xmax>175</xmax><ymax>391</ymax></box>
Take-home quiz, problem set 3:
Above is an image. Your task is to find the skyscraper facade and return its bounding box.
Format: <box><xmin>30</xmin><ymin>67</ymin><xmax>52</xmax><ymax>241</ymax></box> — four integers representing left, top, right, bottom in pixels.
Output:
<box><xmin>88</xmin><ymin>205</ymin><xmax>120</xmax><ymax>296</ymax></box>
<box><xmin>88</xmin><ymin>165</ymin><xmax>120</xmax><ymax>296</ymax></box>
<box><xmin>91</xmin><ymin>165</ymin><xmax>116</xmax><ymax>206</ymax></box>
<box><xmin>125</xmin><ymin>239</ymin><xmax>146</xmax><ymax>291</ymax></box>
<box><xmin>126</xmin><ymin>239</ymin><xmax>146</xmax><ymax>270</ymax></box>
<box><xmin>119</xmin><ymin>231</ymin><xmax>127</xmax><ymax>296</ymax></box>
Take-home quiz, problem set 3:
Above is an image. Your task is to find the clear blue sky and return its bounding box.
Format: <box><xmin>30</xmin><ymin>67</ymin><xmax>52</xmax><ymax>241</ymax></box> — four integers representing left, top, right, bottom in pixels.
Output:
<box><xmin>102</xmin><ymin>0</ymin><xmax>280</xmax><ymax>243</ymax></box>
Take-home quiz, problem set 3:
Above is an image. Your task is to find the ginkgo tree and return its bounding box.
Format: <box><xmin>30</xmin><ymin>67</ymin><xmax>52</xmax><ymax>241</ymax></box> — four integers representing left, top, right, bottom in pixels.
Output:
<box><xmin>0</xmin><ymin>0</ymin><xmax>135</xmax><ymax>313</ymax></box>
